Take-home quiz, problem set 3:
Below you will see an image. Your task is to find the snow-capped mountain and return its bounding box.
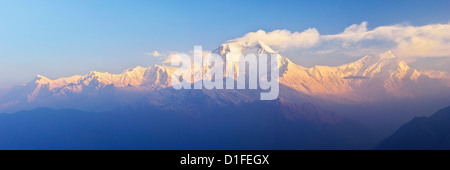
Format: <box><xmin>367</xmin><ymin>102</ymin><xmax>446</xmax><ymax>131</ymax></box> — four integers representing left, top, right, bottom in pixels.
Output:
<box><xmin>214</xmin><ymin>39</ymin><xmax>450</xmax><ymax>102</ymax></box>
<box><xmin>0</xmin><ymin>65</ymin><xmax>177</xmax><ymax>112</ymax></box>
<box><xmin>279</xmin><ymin>51</ymin><xmax>450</xmax><ymax>102</ymax></box>
<box><xmin>1</xmin><ymin>40</ymin><xmax>449</xmax><ymax>112</ymax></box>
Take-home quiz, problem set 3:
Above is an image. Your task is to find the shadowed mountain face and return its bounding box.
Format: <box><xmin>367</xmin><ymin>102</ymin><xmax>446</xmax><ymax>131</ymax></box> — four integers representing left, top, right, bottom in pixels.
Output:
<box><xmin>376</xmin><ymin>106</ymin><xmax>450</xmax><ymax>150</ymax></box>
<box><xmin>0</xmin><ymin>98</ymin><xmax>377</xmax><ymax>150</ymax></box>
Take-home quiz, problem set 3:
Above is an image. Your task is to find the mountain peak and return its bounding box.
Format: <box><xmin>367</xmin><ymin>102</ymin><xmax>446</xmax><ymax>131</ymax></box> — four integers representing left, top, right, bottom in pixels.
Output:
<box><xmin>214</xmin><ymin>39</ymin><xmax>277</xmax><ymax>56</ymax></box>
<box><xmin>356</xmin><ymin>51</ymin><xmax>397</xmax><ymax>63</ymax></box>
<box><xmin>378</xmin><ymin>51</ymin><xmax>397</xmax><ymax>59</ymax></box>
<box><xmin>254</xmin><ymin>40</ymin><xmax>276</xmax><ymax>53</ymax></box>
<box><xmin>34</xmin><ymin>75</ymin><xmax>51</xmax><ymax>84</ymax></box>
<box><xmin>36</xmin><ymin>75</ymin><xmax>48</xmax><ymax>79</ymax></box>
<box><xmin>125</xmin><ymin>66</ymin><xmax>145</xmax><ymax>72</ymax></box>
<box><xmin>88</xmin><ymin>70</ymin><xmax>100</xmax><ymax>76</ymax></box>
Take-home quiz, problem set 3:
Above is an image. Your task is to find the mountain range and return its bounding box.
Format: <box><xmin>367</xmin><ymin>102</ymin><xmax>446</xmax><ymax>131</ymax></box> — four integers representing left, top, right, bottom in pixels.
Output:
<box><xmin>1</xmin><ymin>40</ymin><xmax>449</xmax><ymax>113</ymax></box>
<box><xmin>1</xmin><ymin>40</ymin><xmax>450</xmax><ymax>149</ymax></box>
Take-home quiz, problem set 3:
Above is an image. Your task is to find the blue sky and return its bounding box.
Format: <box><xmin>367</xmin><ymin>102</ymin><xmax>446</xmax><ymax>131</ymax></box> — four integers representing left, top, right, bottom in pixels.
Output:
<box><xmin>0</xmin><ymin>0</ymin><xmax>449</xmax><ymax>86</ymax></box>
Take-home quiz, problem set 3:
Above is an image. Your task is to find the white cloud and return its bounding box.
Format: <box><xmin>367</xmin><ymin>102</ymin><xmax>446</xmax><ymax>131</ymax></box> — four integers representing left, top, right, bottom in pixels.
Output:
<box><xmin>230</xmin><ymin>22</ymin><xmax>450</xmax><ymax>63</ymax></box>
<box><xmin>161</xmin><ymin>50</ymin><xmax>212</xmax><ymax>64</ymax></box>
<box><xmin>324</xmin><ymin>22</ymin><xmax>450</xmax><ymax>58</ymax></box>
<box><xmin>154</xmin><ymin>22</ymin><xmax>450</xmax><ymax>71</ymax></box>
<box><xmin>230</xmin><ymin>29</ymin><xmax>320</xmax><ymax>50</ymax></box>
<box><xmin>147</xmin><ymin>51</ymin><xmax>161</xmax><ymax>57</ymax></box>
<box><xmin>162</xmin><ymin>53</ymin><xmax>179</xmax><ymax>64</ymax></box>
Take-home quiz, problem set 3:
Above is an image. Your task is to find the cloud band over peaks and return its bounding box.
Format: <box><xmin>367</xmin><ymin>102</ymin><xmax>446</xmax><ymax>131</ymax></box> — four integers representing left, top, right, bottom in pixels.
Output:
<box><xmin>230</xmin><ymin>22</ymin><xmax>450</xmax><ymax>60</ymax></box>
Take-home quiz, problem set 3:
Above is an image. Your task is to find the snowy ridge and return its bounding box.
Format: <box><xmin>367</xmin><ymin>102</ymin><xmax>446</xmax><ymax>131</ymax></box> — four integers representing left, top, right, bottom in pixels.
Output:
<box><xmin>1</xmin><ymin>40</ymin><xmax>449</xmax><ymax>112</ymax></box>
<box><xmin>26</xmin><ymin>65</ymin><xmax>176</xmax><ymax>102</ymax></box>
<box><xmin>33</xmin><ymin>65</ymin><xmax>174</xmax><ymax>89</ymax></box>
<box><xmin>213</xmin><ymin>40</ymin><xmax>450</xmax><ymax>102</ymax></box>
